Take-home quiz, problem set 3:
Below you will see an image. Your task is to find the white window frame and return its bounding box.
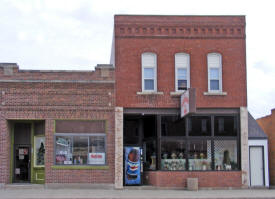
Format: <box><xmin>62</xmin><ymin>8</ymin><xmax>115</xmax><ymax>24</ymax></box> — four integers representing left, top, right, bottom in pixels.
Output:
<box><xmin>142</xmin><ymin>52</ymin><xmax>157</xmax><ymax>92</ymax></box>
<box><xmin>207</xmin><ymin>53</ymin><xmax>222</xmax><ymax>93</ymax></box>
<box><xmin>175</xmin><ymin>53</ymin><xmax>190</xmax><ymax>91</ymax></box>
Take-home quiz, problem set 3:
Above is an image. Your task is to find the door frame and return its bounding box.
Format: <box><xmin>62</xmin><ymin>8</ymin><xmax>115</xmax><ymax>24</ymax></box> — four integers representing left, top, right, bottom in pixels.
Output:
<box><xmin>249</xmin><ymin>145</ymin><xmax>265</xmax><ymax>186</ymax></box>
<box><xmin>13</xmin><ymin>144</ymin><xmax>31</xmax><ymax>183</ymax></box>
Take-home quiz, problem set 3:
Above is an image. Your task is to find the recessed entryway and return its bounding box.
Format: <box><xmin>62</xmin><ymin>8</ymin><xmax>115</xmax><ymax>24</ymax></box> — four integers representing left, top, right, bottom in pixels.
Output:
<box><xmin>10</xmin><ymin>121</ymin><xmax>45</xmax><ymax>184</ymax></box>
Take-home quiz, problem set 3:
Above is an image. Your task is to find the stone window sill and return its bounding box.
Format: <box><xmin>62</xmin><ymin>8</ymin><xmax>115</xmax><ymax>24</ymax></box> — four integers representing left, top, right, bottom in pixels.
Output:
<box><xmin>137</xmin><ymin>91</ymin><xmax>164</xmax><ymax>95</ymax></box>
<box><xmin>170</xmin><ymin>91</ymin><xmax>185</xmax><ymax>97</ymax></box>
<box><xmin>203</xmin><ymin>91</ymin><xmax>227</xmax><ymax>96</ymax></box>
<box><xmin>51</xmin><ymin>165</ymin><xmax>109</xmax><ymax>170</ymax></box>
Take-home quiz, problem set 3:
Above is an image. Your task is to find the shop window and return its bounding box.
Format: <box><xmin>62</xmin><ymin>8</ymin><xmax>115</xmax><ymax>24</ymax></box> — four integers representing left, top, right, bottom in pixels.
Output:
<box><xmin>55</xmin><ymin>134</ymin><xmax>106</xmax><ymax>165</ymax></box>
<box><xmin>143</xmin><ymin>140</ymin><xmax>157</xmax><ymax>170</ymax></box>
<box><xmin>188</xmin><ymin>116</ymin><xmax>211</xmax><ymax>136</ymax></box>
<box><xmin>142</xmin><ymin>52</ymin><xmax>157</xmax><ymax>92</ymax></box>
<box><xmin>34</xmin><ymin>136</ymin><xmax>45</xmax><ymax>167</ymax></box>
<box><xmin>161</xmin><ymin>116</ymin><xmax>185</xmax><ymax>136</ymax></box>
<box><xmin>175</xmin><ymin>53</ymin><xmax>190</xmax><ymax>91</ymax></box>
<box><xmin>207</xmin><ymin>53</ymin><xmax>222</xmax><ymax>92</ymax></box>
<box><xmin>73</xmin><ymin>136</ymin><xmax>88</xmax><ymax>165</ymax></box>
<box><xmin>214</xmin><ymin>116</ymin><xmax>237</xmax><ymax>136</ymax></box>
<box><xmin>124</xmin><ymin>119</ymin><xmax>139</xmax><ymax>145</ymax></box>
<box><xmin>89</xmin><ymin>136</ymin><xmax>106</xmax><ymax>165</ymax></box>
<box><xmin>55</xmin><ymin>136</ymin><xmax>73</xmax><ymax>165</ymax></box>
<box><xmin>143</xmin><ymin>116</ymin><xmax>157</xmax><ymax>138</ymax></box>
<box><xmin>214</xmin><ymin>140</ymin><xmax>238</xmax><ymax>170</ymax></box>
<box><xmin>188</xmin><ymin>140</ymin><xmax>212</xmax><ymax>170</ymax></box>
<box><xmin>161</xmin><ymin>140</ymin><xmax>186</xmax><ymax>170</ymax></box>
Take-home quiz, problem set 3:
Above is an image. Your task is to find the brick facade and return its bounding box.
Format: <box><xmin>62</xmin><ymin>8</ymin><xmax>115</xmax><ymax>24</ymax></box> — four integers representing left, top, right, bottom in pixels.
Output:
<box><xmin>144</xmin><ymin>171</ymin><xmax>242</xmax><ymax>188</ymax></box>
<box><xmin>113</xmin><ymin>15</ymin><xmax>247</xmax><ymax>108</ymax></box>
<box><xmin>257</xmin><ymin>109</ymin><xmax>275</xmax><ymax>185</ymax></box>
<box><xmin>0</xmin><ymin>64</ymin><xmax>115</xmax><ymax>184</ymax></box>
<box><xmin>113</xmin><ymin>15</ymin><xmax>247</xmax><ymax>188</ymax></box>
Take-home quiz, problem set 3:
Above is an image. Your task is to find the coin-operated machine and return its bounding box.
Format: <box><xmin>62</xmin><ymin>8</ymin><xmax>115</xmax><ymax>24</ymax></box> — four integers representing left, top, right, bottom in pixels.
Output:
<box><xmin>124</xmin><ymin>146</ymin><xmax>142</xmax><ymax>185</ymax></box>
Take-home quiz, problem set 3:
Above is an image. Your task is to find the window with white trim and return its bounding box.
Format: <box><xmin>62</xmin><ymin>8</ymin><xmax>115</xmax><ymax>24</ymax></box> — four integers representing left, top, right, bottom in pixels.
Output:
<box><xmin>207</xmin><ymin>53</ymin><xmax>222</xmax><ymax>92</ymax></box>
<box><xmin>175</xmin><ymin>53</ymin><xmax>190</xmax><ymax>91</ymax></box>
<box><xmin>142</xmin><ymin>53</ymin><xmax>157</xmax><ymax>91</ymax></box>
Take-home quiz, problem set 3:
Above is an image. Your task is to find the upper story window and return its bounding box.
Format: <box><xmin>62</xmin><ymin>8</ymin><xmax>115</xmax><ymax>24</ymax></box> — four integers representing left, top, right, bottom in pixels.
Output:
<box><xmin>207</xmin><ymin>53</ymin><xmax>222</xmax><ymax>92</ymax></box>
<box><xmin>175</xmin><ymin>53</ymin><xmax>190</xmax><ymax>91</ymax></box>
<box><xmin>142</xmin><ymin>53</ymin><xmax>157</xmax><ymax>92</ymax></box>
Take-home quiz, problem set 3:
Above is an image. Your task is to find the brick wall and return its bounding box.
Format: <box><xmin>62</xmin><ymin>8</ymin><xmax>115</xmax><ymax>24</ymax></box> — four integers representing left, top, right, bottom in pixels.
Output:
<box><xmin>144</xmin><ymin>171</ymin><xmax>242</xmax><ymax>188</ymax></box>
<box><xmin>257</xmin><ymin>109</ymin><xmax>275</xmax><ymax>185</ymax></box>
<box><xmin>114</xmin><ymin>15</ymin><xmax>247</xmax><ymax>108</ymax></box>
<box><xmin>0</xmin><ymin>64</ymin><xmax>115</xmax><ymax>184</ymax></box>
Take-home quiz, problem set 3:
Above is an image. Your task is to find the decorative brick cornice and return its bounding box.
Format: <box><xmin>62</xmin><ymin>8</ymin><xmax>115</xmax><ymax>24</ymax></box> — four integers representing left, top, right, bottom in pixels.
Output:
<box><xmin>115</xmin><ymin>24</ymin><xmax>245</xmax><ymax>39</ymax></box>
<box><xmin>115</xmin><ymin>15</ymin><xmax>245</xmax><ymax>39</ymax></box>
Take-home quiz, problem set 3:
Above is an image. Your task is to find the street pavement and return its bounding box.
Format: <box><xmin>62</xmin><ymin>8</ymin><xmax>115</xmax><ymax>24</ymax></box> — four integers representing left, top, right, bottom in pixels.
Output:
<box><xmin>1</xmin><ymin>186</ymin><xmax>275</xmax><ymax>199</ymax></box>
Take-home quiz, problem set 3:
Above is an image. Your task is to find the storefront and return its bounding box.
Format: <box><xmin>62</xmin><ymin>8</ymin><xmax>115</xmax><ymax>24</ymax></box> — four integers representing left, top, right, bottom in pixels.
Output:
<box><xmin>123</xmin><ymin>108</ymin><xmax>242</xmax><ymax>187</ymax></box>
<box><xmin>0</xmin><ymin>63</ymin><xmax>115</xmax><ymax>187</ymax></box>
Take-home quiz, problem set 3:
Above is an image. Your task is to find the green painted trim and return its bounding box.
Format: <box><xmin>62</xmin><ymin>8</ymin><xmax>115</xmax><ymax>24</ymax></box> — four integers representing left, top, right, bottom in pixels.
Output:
<box><xmin>105</xmin><ymin>120</ymin><xmax>108</xmax><ymax>134</ymax></box>
<box><xmin>53</xmin><ymin>120</ymin><xmax>56</xmax><ymax>133</ymax></box>
<box><xmin>51</xmin><ymin>165</ymin><xmax>109</xmax><ymax>170</ymax></box>
<box><xmin>31</xmin><ymin>122</ymin><xmax>34</xmax><ymax>183</ymax></box>
<box><xmin>10</xmin><ymin>124</ymin><xmax>14</xmax><ymax>183</ymax></box>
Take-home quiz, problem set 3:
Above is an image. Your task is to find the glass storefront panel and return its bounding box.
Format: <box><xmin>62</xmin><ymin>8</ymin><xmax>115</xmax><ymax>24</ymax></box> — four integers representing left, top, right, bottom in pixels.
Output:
<box><xmin>188</xmin><ymin>116</ymin><xmax>211</xmax><ymax>136</ymax></box>
<box><xmin>143</xmin><ymin>140</ymin><xmax>157</xmax><ymax>170</ymax></box>
<box><xmin>161</xmin><ymin>140</ymin><xmax>186</xmax><ymax>170</ymax></box>
<box><xmin>214</xmin><ymin>140</ymin><xmax>238</xmax><ymax>170</ymax></box>
<box><xmin>161</xmin><ymin>116</ymin><xmax>185</xmax><ymax>136</ymax></box>
<box><xmin>55</xmin><ymin>136</ymin><xmax>73</xmax><ymax>165</ymax></box>
<box><xmin>214</xmin><ymin>116</ymin><xmax>237</xmax><ymax>136</ymax></box>
<box><xmin>188</xmin><ymin>140</ymin><xmax>212</xmax><ymax>170</ymax></box>
<box><xmin>55</xmin><ymin>134</ymin><xmax>106</xmax><ymax>165</ymax></box>
<box><xmin>73</xmin><ymin>136</ymin><xmax>88</xmax><ymax>165</ymax></box>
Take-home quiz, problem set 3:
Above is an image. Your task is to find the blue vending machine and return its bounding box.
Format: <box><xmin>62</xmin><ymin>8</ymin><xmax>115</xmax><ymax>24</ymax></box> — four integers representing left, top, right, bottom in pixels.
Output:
<box><xmin>124</xmin><ymin>146</ymin><xmax>141</xmax><ymax>185</ymax></box>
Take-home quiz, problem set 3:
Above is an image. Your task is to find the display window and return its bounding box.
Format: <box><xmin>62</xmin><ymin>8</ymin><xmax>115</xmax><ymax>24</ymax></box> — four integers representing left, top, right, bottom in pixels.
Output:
<box><xmin>34</xmin><ymin>136</ymin><xmax>45</xmax><ymax>167</ymax></box>
<box><xmin>141</xmin><ymin>114</ymin><xmax>240</xmax><ymax>171</ymax></box>
<box><xmin>214</xmin><ymin>116</ymin><xmax>237</xmax><ymax>136</ymax></box>
<box><xmin>143</xmin><ymin>140</ymin><xmax>157</xmax><ymax>170</ymax></box>
<box><xmin>161</xmin><ymin>140</ymin><xmax>186</xmax><ymax>170</ymax></box>
<box><xmin>188</xmin><ymin>116</ymin><xmax>211</xmax><ymax>136</ymax></box>
<box><xmin>214</xmin><ymin>140</ymin><xmax>238</xmax><ymax>170</ymax></box>
<box><xmin>55</xmin><ymin>134</ymin><xmax>106</xmax><ymax>165</ymax></box>
<box><xmin>188</xmin><ymin>140</ymin><xmax>212</xmax><ymax>171</ymax></box>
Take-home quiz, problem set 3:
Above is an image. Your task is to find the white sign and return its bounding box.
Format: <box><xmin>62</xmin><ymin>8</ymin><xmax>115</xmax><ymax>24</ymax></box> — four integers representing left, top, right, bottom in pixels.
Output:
<box><xmin>88</xmin><ymin>153</ymin><xmax>105</xmax><ymax>165</ymax></box>
<box><xmin>181</xmin><ymin>90</ymin><xmax>189</xmax><ymax>118</ymax></box>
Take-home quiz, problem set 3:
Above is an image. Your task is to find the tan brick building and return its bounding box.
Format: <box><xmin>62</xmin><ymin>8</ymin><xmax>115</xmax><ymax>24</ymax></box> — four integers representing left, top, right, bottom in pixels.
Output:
<box><xmin>0</xmin><ymin>63</ymin><xmax>115</xmax><ymax>187</ymax></box>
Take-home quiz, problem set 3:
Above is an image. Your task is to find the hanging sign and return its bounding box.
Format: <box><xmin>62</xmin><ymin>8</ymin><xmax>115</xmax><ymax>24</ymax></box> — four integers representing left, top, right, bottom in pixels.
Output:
<box><xmin>181</xmin><ymin>88</ymin><xmax>196</xmax><ymax>118</ymax></box>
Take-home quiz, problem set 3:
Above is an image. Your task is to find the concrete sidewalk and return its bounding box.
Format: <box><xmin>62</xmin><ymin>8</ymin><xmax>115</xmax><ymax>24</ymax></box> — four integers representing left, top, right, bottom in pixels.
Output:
<box><xmin>1</xmin><ymin>186</ymin><xmax>275</xmax><ymax>199</ymax></box>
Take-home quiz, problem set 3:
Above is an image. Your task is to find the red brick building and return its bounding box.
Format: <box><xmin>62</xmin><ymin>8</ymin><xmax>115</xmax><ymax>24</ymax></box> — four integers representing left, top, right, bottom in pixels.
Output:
<box><xmin>112</xmin><ymin>15</ymin><xmax>250</xmax><ymax>188</ymax></box>
<box><xmin>257</xmin><ymin>109</ymin><xmax>275</xmax><ymax>185</ymax></box>
<box><xmin>0</xmin><ymin>63</ymin><xmax>115</xmax><ymax>187</ymax></box>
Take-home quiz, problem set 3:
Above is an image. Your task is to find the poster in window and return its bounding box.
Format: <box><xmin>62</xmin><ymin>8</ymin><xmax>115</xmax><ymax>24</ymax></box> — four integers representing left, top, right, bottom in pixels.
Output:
<box><xmin>88</xmin><ymin>153</ymin><xmax>105</xmax><ymax>165</ymax></box>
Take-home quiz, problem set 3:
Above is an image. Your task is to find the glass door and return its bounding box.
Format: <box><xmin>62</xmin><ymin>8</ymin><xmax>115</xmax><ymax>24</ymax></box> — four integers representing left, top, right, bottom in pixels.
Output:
<box><xmin>14</xmin><ymin>145</ymin><xmax>31</xmax><ymax>183</ymax></box>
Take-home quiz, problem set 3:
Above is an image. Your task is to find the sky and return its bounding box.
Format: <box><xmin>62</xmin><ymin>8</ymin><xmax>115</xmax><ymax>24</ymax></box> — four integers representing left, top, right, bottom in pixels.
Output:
<box><xmin>0</xmin><ymin>0</ymin><xmax>274</xmax><ymax>119</ymax></box>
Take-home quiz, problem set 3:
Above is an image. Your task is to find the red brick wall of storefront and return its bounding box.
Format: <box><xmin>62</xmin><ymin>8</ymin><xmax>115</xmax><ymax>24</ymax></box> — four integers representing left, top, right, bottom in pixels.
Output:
<box><xmin>114</xmin><ymin>15</ymin><xmax>247</xmax><ymax>108</ymax></box>
<box><xmin>113</xmin><ymin>15</ymin><xmax>246</xmax><ymax>188</ymax></box>
<box><xmin>144</xmin><ymin>171</ymin><xmax>242</xmax><ymax>188</ymax></box>
<box><xmin>0</xmin><ymin>64</ymin><xmax>115</xmax><ymax>184</ymax></box>
<box><xmin>257</xmin><ymin>109</ymin><xmax>275</xmax><ymax>185</ymax></box>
